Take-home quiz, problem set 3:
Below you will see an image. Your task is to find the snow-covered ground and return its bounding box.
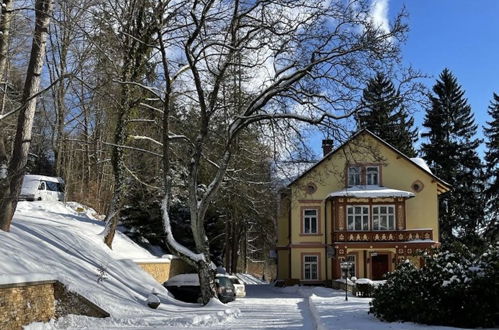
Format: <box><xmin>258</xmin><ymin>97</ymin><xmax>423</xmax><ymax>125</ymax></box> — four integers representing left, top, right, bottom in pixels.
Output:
<box><xmin>156</xmin><ymin>285</ymin><xmax>486</xmax><ymax>330</ymax></box>
<box><xmin>0</xmin><ymin>201</ymin><xmax>238</xmax><ymax>329</ymax></box>
<box><xmin>1</xmin><ymin>201</ymin><xmax>490</xmax><ymax>329</ymax></box>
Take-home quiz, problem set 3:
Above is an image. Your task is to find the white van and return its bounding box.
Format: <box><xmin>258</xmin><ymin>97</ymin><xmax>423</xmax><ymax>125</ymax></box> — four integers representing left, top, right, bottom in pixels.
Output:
<box><xmin>19</xmin><ymin>175</ymin><xmax>65</xmax><ymax>201</ymax></box>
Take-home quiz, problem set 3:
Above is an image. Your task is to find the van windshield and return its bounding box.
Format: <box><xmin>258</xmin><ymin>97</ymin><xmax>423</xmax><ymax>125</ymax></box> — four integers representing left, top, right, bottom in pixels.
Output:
<box><xmin>46</xmin><ymin>181</ymin><xmax>64</xmax><ymax>192</ymax></box>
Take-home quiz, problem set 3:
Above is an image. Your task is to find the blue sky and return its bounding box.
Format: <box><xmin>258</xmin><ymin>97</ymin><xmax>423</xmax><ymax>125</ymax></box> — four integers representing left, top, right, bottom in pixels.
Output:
<box><xmin>310</xmin><ymin>0</ymin><xmax>498</xmax><ymax>158</ymax></box>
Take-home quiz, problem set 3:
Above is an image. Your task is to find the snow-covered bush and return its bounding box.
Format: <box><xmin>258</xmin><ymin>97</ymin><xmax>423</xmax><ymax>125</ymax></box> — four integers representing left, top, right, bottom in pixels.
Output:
<box><xmin>369</xmin><ymin>243</ymin><xmax>499</xmax><ymax>328</ymax></box>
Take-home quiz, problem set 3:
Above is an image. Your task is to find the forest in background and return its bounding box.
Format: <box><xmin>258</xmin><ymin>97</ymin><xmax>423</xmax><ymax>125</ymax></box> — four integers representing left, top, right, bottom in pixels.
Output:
<box><xmin>0</xmin><ymin>0</ymin><xmax>496</xmax><ymax>303</ymax></box>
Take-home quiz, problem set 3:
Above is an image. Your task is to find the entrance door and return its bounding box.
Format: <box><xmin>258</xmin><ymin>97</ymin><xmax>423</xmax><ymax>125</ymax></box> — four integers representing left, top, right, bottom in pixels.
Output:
<box><xmin>371</xmin><ymin>254</ymin><xmax>389</xmax><ymax>280</ymax></box>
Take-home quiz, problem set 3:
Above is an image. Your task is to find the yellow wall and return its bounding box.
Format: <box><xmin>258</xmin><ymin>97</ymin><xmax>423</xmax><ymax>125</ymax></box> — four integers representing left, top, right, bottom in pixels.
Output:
<box><xmin>290</xmin><ymin>133</ymin><xmax>440</xmax><ymax>242</ymax></box>
<box><xmin>278</xmin><ymin>132</ymin><xmax>443</xmax><ymax>280</ymax></box>
<box><xmin>277</xmin><ymin>250</ymin><xmax>290</xmax><ymax>279</ymax></box>
<box><xmin>290</xmin><ymin>248</ymin><xmax>325</xmax><ymax>281</ymax></box>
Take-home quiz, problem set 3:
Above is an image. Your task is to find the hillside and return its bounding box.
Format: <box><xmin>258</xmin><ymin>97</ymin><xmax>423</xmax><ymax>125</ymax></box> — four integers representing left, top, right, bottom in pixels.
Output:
<box><xmin>0</xmin><ymin>201</ymin><xmax>238</xmax><ymax>328</ymax></box>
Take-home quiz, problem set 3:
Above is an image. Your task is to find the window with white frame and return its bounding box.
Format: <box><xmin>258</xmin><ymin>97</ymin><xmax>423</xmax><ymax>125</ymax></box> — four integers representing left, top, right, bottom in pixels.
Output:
<box><xmin>348</xmin><ymin>166</ymin><xmax>361</xmax><ymax>186</ymax></box>
<box><xmin>303</xmin><ymin>209</ymin><xmax>318</xmax><ymax>234</ymax></box>
<box><xmin>372</xmin><ymin>205</ymin><xmax>396</xmax><ymax>230</ymax></box>
<box><xmin>303</xmin><ymin>255</ymin><xmax>318</xmax><ymax>280</ymax></box>
<box><xmin>366</xmin><ymin>166</ymin><xmax>379</xmax><ymax>185</ymax></box>
<box><xmin>347</xmin><ymin>206</ymin><xmax>369</xmax><ymax>230</ymax></box>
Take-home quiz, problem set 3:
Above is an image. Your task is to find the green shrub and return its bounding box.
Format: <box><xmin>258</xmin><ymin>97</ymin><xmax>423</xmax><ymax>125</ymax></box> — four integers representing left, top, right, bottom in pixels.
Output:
<box><xmin>369</xmin><ymin>243</ymin><xmax>499</xmax><ymax>328</ymax></box>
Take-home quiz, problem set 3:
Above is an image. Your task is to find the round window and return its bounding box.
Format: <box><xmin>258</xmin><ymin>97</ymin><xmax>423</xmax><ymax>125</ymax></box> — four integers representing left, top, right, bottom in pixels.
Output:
<box><xmin>305</xmin><ymin>182</ymin><xmax>317</xmax><ymax>194</ymax></box>
<box><xmin>411</xmin><ymin>180</ymin><xmax>424</xmax><ymax>193</ymax></box>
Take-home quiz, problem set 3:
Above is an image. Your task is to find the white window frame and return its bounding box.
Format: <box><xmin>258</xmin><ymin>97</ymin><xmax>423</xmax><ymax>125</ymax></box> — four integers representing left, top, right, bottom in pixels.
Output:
<box><xmin>372</xmin><ymin>205</ymin><xmax>396</xmax><ymax>230</ymax></box>
<box><xmin>347</xmin><ymin>205</ymin><xmax>370</xmax><ymax>231</ymax></box>
<box><xmin>303</xmin><ymin>255</ymin><xmax>318</xmax><ymax>280</ymax></box>
<box><xmin>366</xmin><ymin>166</ymin><xmax>379</xmax><ymax>185</ymax></box>
<box><xmin>303</xmin><ymin>209</ymin><xmax>318</xmax><ymax>234</ymax></box>
<box><xmin>348</xmin><ymin>166</ymin><xmax>361</xmax><ymax>186</ymax></box>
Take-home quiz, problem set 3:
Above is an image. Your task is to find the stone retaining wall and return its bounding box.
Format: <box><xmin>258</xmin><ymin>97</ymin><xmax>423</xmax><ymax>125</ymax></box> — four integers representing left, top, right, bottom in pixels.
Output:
<box><xmin>136</xmin><ymin>258</ymin><xmax>195</xmax><ymax>283</ymax></box>
<box><xmin>0</xmin><ymin>280</ymin><xmax>109</xmax><ymax>330</ymax></box>
<box><xmin>0</xmin><ymin>280</ymin><xmax>56</xmax><ymax>330</ymax></box>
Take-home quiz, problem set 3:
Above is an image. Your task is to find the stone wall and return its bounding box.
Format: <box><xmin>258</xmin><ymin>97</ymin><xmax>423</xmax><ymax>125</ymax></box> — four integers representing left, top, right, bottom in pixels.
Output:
<box><xmin>0</xmin><ymin>281</ymin><xmax>56</xmax><ymax>330</ymax></box>
<box><xmin>0</xmin><ymin>280</ymin><xmax>109</xmax><ymax>330</ymax></box>
<box><xmin>54</xmin><ymin>282</ymin><xmax>109</xmax><ymax>318</ymax></box>
<box><xmin>136</xmin><ymin>258</ymin><xmax>195</xmax><ymax>283</ymax></box>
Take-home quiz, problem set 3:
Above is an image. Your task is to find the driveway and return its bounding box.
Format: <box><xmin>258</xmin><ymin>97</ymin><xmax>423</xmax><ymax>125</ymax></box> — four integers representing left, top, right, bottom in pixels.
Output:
<box><xmin>188</xmin><ymin>284</ymin><xmax>315</xmax><ymax>330</ymax></box>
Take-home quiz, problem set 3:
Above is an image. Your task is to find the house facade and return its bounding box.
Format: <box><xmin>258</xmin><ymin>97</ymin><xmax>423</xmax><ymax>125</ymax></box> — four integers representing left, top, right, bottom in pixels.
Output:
<box><xmin>276</xmin><ymin>130</ymin><xmax>450</xmax><ymax>284</ymax></box>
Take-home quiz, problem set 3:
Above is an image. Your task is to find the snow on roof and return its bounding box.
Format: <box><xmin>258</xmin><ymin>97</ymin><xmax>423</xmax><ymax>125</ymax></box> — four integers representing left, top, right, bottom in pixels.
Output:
<box><xmin>23</xmin><ymin>174</ymin><xmax>64</xmax><ymax>183</ymax></box>
<box><xmin>410</xmin><ymin>158</ymin><xmax>432</xmax><ymax>175</ymax></box>
<box><xmin>329</xmin><ymin>185</ymin><xmax>415</xmax><ymax>198</ymax></box>
<box><xmin>272</xmin><ymin>161</ymin><xmax>316</xmax><ymax>187</ymax></box>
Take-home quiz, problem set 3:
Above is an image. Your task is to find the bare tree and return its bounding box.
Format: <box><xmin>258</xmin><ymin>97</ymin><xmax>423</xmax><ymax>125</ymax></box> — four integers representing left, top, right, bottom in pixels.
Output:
<box><xmin>0</xmin><ymin>0</ymin><xmax>55</xmax><ymax>231</ymax></box>
<box><xmin>149</xmin><ymin>0</ymin><xmax>412</xmax><ymax>303</ymax></box>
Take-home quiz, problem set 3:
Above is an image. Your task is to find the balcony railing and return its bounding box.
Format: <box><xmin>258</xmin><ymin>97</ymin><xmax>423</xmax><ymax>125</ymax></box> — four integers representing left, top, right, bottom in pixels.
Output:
<box><xmin>333</xmin><ymin>229</ymin><xmax>433</xmax><ymax>243</ymax></box>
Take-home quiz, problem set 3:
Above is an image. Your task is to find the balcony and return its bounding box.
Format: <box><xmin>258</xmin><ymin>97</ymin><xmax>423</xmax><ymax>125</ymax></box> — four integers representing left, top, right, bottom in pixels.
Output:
<box><xmin>333</xmin><ymin>229</ymin><xmax>433</xmax><ymax>243</ymax></box>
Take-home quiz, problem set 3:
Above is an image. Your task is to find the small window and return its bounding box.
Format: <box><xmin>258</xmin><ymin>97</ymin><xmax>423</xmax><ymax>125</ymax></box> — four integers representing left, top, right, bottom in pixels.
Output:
<box><xmin>303</xmin><ymin>209</ymin><xmax>318</xmax><ymax>234</ymax></box>
<box><xmin>372</xmin><ymin>205</ymin><xmax>395</xmax><ymax>230</ymax></box>
<box><xmin>303</xmin><ymin>255</ymin><xmax>318</xmax><ymax>280</ymax></box>
<box><xmin>38</xmin><ymin>182</ymin><xmax>46</xmax><ymax>190</ymax></box>
<box><xmin>348</xmin><ymin>167</ymin><xmax>360</xmax><ymax>186</ymax></box>
<box><xmin>347</xmin><ymin>205</ymin><xmax>369</xmax><ymax>231</ymax></box>
<box><xmin>366</xmin><ymin>166</ymin><xmax>379</xmax><ymax>185</ymax></box>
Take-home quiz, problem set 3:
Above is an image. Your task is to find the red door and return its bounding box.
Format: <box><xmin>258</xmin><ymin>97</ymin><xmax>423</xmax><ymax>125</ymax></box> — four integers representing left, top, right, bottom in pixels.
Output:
<box><xmin>371</xmin><ymin>254</ymin><xmax>389</xmax><ymax>280</ymax></box>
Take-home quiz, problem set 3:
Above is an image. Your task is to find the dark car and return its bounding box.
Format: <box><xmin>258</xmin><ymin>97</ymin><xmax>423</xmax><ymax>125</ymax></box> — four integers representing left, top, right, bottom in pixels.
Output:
<box><xmin>164</xmin><ymin>273</ymin><xmax>235</xmax><ymax>304</ymax></box>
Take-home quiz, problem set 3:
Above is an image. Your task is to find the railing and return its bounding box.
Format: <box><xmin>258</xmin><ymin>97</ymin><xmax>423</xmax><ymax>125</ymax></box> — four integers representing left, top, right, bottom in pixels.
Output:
<box><xmin>333</xmin><ymin>229</ymin><xmax>433</xmax><ymax>243</ymax></box>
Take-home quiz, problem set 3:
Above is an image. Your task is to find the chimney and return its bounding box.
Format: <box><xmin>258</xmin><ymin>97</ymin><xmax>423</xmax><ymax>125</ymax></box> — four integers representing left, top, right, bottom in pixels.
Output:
<box><xmin>322</xmin><ymin>139</ymin><xmax>333</xmax><ymax>156</ymax></box>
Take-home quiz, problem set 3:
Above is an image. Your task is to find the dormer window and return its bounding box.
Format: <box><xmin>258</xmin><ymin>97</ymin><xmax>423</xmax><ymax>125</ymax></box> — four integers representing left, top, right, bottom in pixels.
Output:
<box><xmin>366</xmin><ymin>166</ymin><xmax>379</xmax><ymax>185</ymax></box>
<box><xmin>348</xmin><ymin>167</ymin><xmax>360</xmax><ymax>186</ymax></box>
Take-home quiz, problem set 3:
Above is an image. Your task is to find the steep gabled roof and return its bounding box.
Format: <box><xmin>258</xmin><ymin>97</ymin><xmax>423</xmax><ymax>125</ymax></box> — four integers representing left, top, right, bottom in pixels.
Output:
<box><xmin>287</xmin><ymin>129</ymin><xmax>451</xmax><ymax>194</ymax></box>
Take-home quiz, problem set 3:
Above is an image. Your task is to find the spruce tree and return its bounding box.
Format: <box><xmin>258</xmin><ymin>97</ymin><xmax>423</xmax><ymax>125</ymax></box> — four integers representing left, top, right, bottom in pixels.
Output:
<box><xmin>421</xmin><ymin>69</ymin><xmax>484</xmax><ymax>246</ymax></box>
<box><xmin>357</xmin><ymin>72</ymin><xmax>418</xmax><ymax>157</ymax></box>
<box><xmin>484</xmin><ymin>93</ymin><xmax>499</xmax><ymax>242</ymax></box>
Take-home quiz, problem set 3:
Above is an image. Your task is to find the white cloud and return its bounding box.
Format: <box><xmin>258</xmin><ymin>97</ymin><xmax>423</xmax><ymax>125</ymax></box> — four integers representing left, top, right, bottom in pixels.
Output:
<box><xmin>370</xmin><ymin>0</ymin><xmax>390</xmax><ymax>34</ymax></box>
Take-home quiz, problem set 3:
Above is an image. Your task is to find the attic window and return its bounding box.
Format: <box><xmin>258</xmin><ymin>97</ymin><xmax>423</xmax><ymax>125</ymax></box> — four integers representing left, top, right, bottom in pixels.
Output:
<box><xmin>305</xmin><ymin>182</ymin><xmax>317</xmax><ymax>194</ymax></box>
<box><xmin>348</xmin><ymin>167</ymin><xmax>360</xmax><ymax>186</ymax></box>
<box><xmin>411</xmin><ymin>180</ymin><xmax>424</xmax><ymax>193</ymax></box>
<box><xmin>366</xmin><ymin>166</ymin><xmax>379</xmax><ymax>185</ymax></box>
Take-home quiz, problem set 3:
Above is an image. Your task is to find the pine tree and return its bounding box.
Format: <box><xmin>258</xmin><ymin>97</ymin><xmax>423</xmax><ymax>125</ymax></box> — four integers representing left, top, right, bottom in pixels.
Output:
<box><xmin>484</xmin><ymin>93</ymin><xmax>499</xmax><ymax>242</ymax></box>
<box><xmin>421</xmin><ymin>69</ymin><xmax>485</xmax><ymax>245</ymax></box>
<box><xmin>357</xmin><ymin>72</ymin><xmax>418</xmax><ymax>157</ymax></box>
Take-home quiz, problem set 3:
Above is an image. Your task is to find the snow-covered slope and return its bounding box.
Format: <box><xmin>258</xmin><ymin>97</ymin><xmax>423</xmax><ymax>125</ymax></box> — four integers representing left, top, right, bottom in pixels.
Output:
<box><xmin>0</xmin><ymin>201</ymin><xmax>238</xmax><ymax>328</ymax></box>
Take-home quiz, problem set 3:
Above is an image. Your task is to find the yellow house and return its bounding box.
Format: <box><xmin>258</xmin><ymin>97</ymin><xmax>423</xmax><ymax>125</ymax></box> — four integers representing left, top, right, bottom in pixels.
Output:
<box><xmin>276</xmin><ymin>129</ymin><xmax>450</xmax><ymax>284</ymax></box>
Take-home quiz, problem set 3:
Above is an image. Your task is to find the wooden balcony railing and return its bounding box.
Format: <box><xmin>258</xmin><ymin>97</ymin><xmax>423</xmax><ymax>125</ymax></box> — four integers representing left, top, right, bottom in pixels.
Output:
<box><xmin>333</xmin><ymin>229</ymin><xmax>433</xmax><ymax>243</ymax></box>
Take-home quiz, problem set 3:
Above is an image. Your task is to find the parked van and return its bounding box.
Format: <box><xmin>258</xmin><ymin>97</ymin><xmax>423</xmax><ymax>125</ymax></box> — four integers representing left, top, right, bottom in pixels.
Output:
<box><xmin>19</xmin><ymin>175</ymin><xmax>65</xmax><ymax>201</ymax></box>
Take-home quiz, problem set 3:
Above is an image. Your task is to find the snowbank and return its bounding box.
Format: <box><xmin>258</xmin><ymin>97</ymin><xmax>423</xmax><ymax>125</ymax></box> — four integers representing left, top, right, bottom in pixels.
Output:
<box><xmin>294</xmin><ymin>286</ymin><xmax>478</xmax><ymax>330</ymax></box>
<box><xmin>0</xmin><ymin>201</ymin><xmax>238</xmax><ymax>328</ymax></box>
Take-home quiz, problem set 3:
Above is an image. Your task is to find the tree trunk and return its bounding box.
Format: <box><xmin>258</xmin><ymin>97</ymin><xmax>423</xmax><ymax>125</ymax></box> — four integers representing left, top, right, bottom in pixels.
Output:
<box><xmin>0</xmin><ymin>0</ymin><xmax>54</xmax><ymax>231</ymax></box>
<box><xmin>0</xmin><ymin>0</ymin><xmax>13</xmax><ymax>180</ymax></box>
<box><xmin>197</xmin><ymin>260</ymin><xmax>217</xmax><ymax>305</ymax></box>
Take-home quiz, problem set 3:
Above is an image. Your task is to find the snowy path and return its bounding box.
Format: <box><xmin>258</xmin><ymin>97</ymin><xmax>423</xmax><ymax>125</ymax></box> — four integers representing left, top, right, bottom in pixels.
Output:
<box><xmin>161</xmin><ymin>285</ymin><xmax>315</xmax><ymax>330</ymax></box>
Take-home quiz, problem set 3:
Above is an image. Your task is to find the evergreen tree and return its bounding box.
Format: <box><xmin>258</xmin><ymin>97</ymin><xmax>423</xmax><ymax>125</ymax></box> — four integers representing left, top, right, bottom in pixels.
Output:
<box><xmin>421</xmin><ymin>69</ymin><xmax>485</xmax><ymax>245</ymax></box>
<box><xmin>357</xmin><ymin>72</ymin><xmax>418</xmax><ymax>156</ymax></box>
<box><xmin>484</xmin><ymin>93</ymin><xmax>499</xmax><ymax>242</ymax></box>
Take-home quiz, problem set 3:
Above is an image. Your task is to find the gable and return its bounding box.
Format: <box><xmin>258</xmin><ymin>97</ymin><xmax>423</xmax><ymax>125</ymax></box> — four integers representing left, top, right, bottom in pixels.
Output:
<box><xmin>289</xmin><ymin>129</ymin><xmax>450</xmax><ymax>194</ymax></box>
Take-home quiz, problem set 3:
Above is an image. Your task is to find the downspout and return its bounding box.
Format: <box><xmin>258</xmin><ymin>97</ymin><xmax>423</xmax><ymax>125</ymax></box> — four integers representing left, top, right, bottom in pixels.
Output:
<box><xmin>324</xmin><ymin>199</ymin><xmax>328</xmax><ymax>283</ymax></box>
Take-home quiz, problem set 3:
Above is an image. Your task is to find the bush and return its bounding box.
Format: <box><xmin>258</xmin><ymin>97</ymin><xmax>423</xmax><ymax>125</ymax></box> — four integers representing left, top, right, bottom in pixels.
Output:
<box><xmin>369</xmin><ymin>243</ymin><xmax>499</xmax><ymax>328</ymax></box>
